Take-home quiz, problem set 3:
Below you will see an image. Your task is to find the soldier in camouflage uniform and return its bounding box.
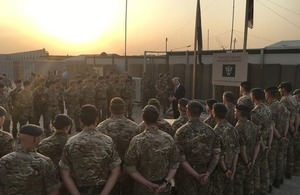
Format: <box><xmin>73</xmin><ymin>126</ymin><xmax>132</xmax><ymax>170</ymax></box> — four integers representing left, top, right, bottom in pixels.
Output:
<box><xmin>0</xmin><ymin>124</ymin><xmax>61</xmax><ymax>195</ymax></box>
<box><xmin>97</xmin><ymin>97</ymin><xmax>139</xmax><ymax>195</ymax></box>
<box><xmin>124</xmin><ymin>105</ymin><xmax>180</xmax><ymax>195</ymax></box>
<box><xmin>172</xmin><ymin>98</ymin><xmax>189</xmax><ymax>133</ymax></box>
<box><xmin>0</xmin><ymin>82</ymin><xmax>12</xmax><ymax>133</ymax></box>
<box><xmin>138</xmin><ymin>98</ymin><xmax>175</xmax><ymax>136</ymax></box>
<box><xmin>13</xmin><ymin>80</ymin><xmax>35</xmax><ymax>130</ymax></box>
<box><xmin>59</xmin><ymin>105</ymin><xmax>121</xmax><ymax>195</ymax></box>
<box><xmin>44</xmin><ymin>80</ymin><xmax>60</xmax><ymax>136</ymax></box>
<box><xmin>0</xmin><ymin>106</ymin><xmax>15</xmax><ymax>158</ymax></box>
<box><xmin>64</xmin><ymin>80</ymin><xmax>81</xmax><ymax>132</ymax></box>
<box><xmin>56</xmin><ymin>79</ymin><xmax>65</xmax><ymax>114</ymax></box>
<box><xmin>10</xmin><ymin>79</ymin><xmax>22</xmax><ymax>137</ymax></box>
<box><xmin>250</xmin><ymin>88</ymin><xmax>273</xmax><ymax>195</ymax></box>
<box><xmin>155</xmin><ymin>73</ymin><xmax>169</xmax><ymax>115</ymax></box>
<box><xmin>121</xmin><ymin>78</ymin><xmax>134</xmax><ymax>120</ymax></box>
<box><xmin>223</xmin><ymin>91</ymin><xmax>236</xmax><ymax>126</ymax></box>
<box><xmin>265</xmin><ymin>87</ymin><xmax>290</xmax><ymax>189</ymax></box>
<box><xmin>32</xmin><ymin>78</ymin><xmax>48</xmax><ymax>129</ymax></box>
<box><xmin>204</xmin><ymin>99</ymin><xmax>218</xmax><ymax>128</ymax></box>
<box><xmin>237</xmin><ymin>81</ymin><xmax>254</xmax><ymax>110</ymax></box>
<box><xmin>209</xmin><ymin>103</ymin><xmax>240</xmax><ymax>195</ymax></box>
<box><xmin>95</xmin><ymin>76</ymin><xmax>108</xmax><ymax>121</ymax></box>
<box><xmin>292</xmin><ymin>89</ymin><xmax>300</xmax><ymax>175</ymax></box>
<box><xmin>278</xmin><ymin>82</ymin><xmax>298</xmax><ymax>180</ymax></box>
<box><xmin>141</xmin><ymin>72</ymin><xmax>154</xmax><ymax>107</ymax></box>
<box><xmin>233</xmin><ymin>104</ymin><xmax>260</xmax><ymax>195</ymax></box>
<box><xmin>174</xmin><ymin>100</ymin><xmax>221</xmax><ymax>195</ymax></box>
<box><xmin>80</xmin><ymin>79</ymin><xmax>96</xmax><ymax>107</ymax></box>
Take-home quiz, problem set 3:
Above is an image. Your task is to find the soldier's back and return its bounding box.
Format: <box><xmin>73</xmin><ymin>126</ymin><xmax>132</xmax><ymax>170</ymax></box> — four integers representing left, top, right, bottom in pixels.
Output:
<box><xmin>0</xmin><ymin>130</ymin><xmax>15</xmax><ymax>158</ymax></box>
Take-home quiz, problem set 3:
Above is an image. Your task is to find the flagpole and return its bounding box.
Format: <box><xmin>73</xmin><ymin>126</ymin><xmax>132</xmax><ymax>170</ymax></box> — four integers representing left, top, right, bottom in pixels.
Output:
<box><xmin>192</xmin><ymin>0</ymin><xmax>200</xmax><ymax>99</ymax></box>
<box><xmin>243</xmin><ymin>0</ymin><xmax>249</xmax><ymax>53</ymax></box>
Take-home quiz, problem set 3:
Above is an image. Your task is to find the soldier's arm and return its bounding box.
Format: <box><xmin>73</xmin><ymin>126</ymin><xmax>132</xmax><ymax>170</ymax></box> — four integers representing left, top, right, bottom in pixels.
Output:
<box><xmin>252</xmin><ymin>143</ymin><xmax>260</xmax><ymax>165</ymax></box>
<box><xmin>60</xmin><ymin>169</ymin><xmax>81</xmax><ymax>195</ymax></box>
<box><xmin>101</xmin><ymin>166</ymin><xmax>121</xmax><ymax>195</ymax></box>
<box><xmin>268</xmin><ymin>124</ymin><xmax>274</xmax><ymax>148</ymax></box>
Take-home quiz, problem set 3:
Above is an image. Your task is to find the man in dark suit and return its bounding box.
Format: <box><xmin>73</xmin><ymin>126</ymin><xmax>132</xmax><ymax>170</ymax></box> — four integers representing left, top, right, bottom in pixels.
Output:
<box><xmin>169</xmin><ymin>77</ymin><xmax>185</xmax><ymax>119</ymax></box>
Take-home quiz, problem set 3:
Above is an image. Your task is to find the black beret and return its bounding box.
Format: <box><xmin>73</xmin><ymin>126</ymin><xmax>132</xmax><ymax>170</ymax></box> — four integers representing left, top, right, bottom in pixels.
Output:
<box><xmin>19</xmin><ymin>124</ymin><xmax>43</xmax><ymax>136</ymax></box>
<box><xmin>235</xmin><ymin>104</ymin><xmax>251</xmax><ymax>113</ymax></box>
<box><xmin>206</xmin><ymin>99</ymin><xmax>218</xmax><ymax>109</ymax></box>
<box><xmin>187</xmin><ymin>100</ymin><xmax>204</xmax><ymax>113</ymax></box>
<box><xmin>293</xmin><ymin>89</ymin><xmax>300</xmax><ymax>95</ymax></box>
<box><xmin>53</xmin><ymin>114</ymin><xmax>72</xmax><ymax>129</ymax></box>
<box><xmin>178</xmin><ymin>98</ymin><xmax>189</xmax><ymax>107</ymax></box>
<box><xmin>213</xmin><ymin>103</ymin><xmax>227</xmax><ymax>114</ymax></box>
<box><xmin>0</xmin><ymin>106</ymin><xmax>7</xmax><ymax>117</ymax></box>
<box><xmin>143</xmin><ymin>105</ymin><xmax>159</xmax><ymax>116</ymax></box>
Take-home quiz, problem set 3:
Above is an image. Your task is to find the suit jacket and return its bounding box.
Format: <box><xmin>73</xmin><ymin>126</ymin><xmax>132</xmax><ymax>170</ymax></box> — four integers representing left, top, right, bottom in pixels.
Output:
<box><xmin>172</xmin><ymin>84</ymin><xmax>185</xmax><ymax>103</ymax></box>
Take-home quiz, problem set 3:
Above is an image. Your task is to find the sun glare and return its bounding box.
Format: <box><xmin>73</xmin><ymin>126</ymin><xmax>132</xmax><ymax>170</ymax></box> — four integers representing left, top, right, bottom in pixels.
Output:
<box><xmin>22</xmin><ymin>0</ymin><xmax>121</xmax><ymax>44</ymax></box>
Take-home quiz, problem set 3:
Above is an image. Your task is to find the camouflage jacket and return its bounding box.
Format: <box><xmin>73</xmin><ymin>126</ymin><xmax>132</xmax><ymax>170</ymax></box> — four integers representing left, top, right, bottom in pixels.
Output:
<box><xmin>204</xmin><ymin>115</ymin><xmax>217</xmax><ymax>129</ymax></box>
<box><xmin>97</xmin><ymin>114</ymin><xmax>139</xmax><ymax>160</ymax></box>
<box><xmin>0</xmin><ymin>130</ymin><xmax>15</xmax><ymax>158</ymax></box>
<box><xmin>138</xmin><ymin>117</ymin><xmax>174</xmax><ymax>136</ymax></box>
<box><xmin>171</xmin><ymin>115</ymin><xmax>189</xmax><ymax>134</ymax></box>
<box><xmin>0</xmin><ymin>92</ymin><xmax>12</xmax><ymax>114</ymax></box>
<box><xmin>45</xmin><ymin>87</ymin><xmax>59</xmax><ymax>107</ymax></box>
<box><xmin>14</xmin><ymin>88</ymin><xmax>33</xmax><ymax>109</ymax></box>
<box><xmin>280</xmin><ymin>95</ymin><xmax>298</xmax><ymax>124</ymax></box>
<box><xmin>80</xmin><ymin>85</ymin><xmax>96</xmax><ymax>106</ymax></box>
<box><xmin>59</xmin><ymin>127</ymin><xmax>121</xmax><ymax>186</ymax></box>
<box><xmin>32</xmin><ymin>86</ymin><xmax>48</xmax><ymax>106</ymax></box>
<box><xmin>174</xmin><ymin>118</ymin><xmax>221</xmax><ymax>165</ymax></box>
<box><xmin>124</xmin><ymin>126</ymin><xmax>180</xmax><ymax>181</ymax></box>
<box><xmin>64</xmin><ymin>86</ymin><xmax>80</xmax><ymax>107</ymax></box>
<box><xmin>268</xmin><ymin>100</ymin><xmax>289</xmax><ymax>134</ymax></box>
<box><xmin>95</xmin><ymin>83</ymin><xmax>108</xmax><ymax>99</ymax></box>
<box><xmin>237</xmin><ymin>94</ymin><xmax>254</xmax><ymax>110</ymax></box>
<box><xmin>0</xmin><ymin>148</ymin><xmax>60</xmax><ymax>195</ymax></box>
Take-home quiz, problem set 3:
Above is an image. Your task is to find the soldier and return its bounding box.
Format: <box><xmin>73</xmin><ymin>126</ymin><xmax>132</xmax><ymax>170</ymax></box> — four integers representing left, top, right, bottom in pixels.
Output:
<box><xmin>10</xmin><ymin>79</ymin><xmax>22</xmax><ymax>137</ymax></box>
<box><xmin>171</xmin><ymin>98</ymin><xmax>189</xmax><ymax>133</ymax></box>
<box><xmin>64</xmin><ymin>80</ymin><xmax>81</xmax><ymax>132</ymax></box>
<box><xmin>278</xmin><ymin>82</ymin><xmax>298</xmax><ymax>180</ymax></box>
<box><xmin>14</xmin><ymin>80</ymin><xmax>35</xmax><ymax>129</ymax></box>
<box><xmin>80</xmin><ymin>79</ymin><xmax>96</xmax><ymax>106</ymax></box>
<box><xmin>121</xmin><ymin>78</ymin><xmax>134</xmax><ymax>120</ymax></box>
<box><xmin>56</xmin><ymin>79</ymin><xmax>65</xmax><ymax>114</ymax></box>
<box><xmin>155</xmin><ymin>73</ymin><xmax>169</xmax><ymax>115</ymax></box>
<box><xmin>141</xmin><ymin>72</ymin><xmax>154</xmax><ymax>107</ymax></box>
<box><xmin>265</xmin><ymin>87</ymin><xmax>289</xmax><ymax>189</ymax></box>
<box><xmin>138</xmin><ymin>98</ymin><xmax>174</xmax><ymax>136</ymax></box>
<box><xmin>250</xmin><ymin>88</ymin><xmax>273</xmax><ymax>194</ymax></box>
<box><xmin>237</xmin><ymin>81</ymin><xmax>254</xmax><ymax>110</ymax></box>
<box><xmin>209</xmin><ymin>103</ymin><xmax>239</xmax><ymax>195</ymax></box>
<box><xmin>124</xmin><ymin>105</ymin><xmax>180</xmax><ymax>195</ymax></box>
<box><xmin>59</xmin><ymin>105</ymin><xmax>121</xmax><ymax>195</ymax></box>
<box><xmin>233</xmin><ymin>104</ymin><xmax>260</xmax><ymax>195</ymax></box>
<box><xmin>292</xmin><ymin>89</ymin><xmax>300</xmax><ymax>175</ymax></box>
<box><xmin>0</xmin><ymin>106</ymin><xmax>15</xmax><ymax>158</ymax></box>
<box><xmin>97</xmin><ymin>97</ymin><xmax>139</xmax><ymax>195</ymax></box>
<box><xmin>32</xmin><ymin>78</ymin><xmax>48</xmax><ymax>128</ymax></box>
<box><xmin>0</xmin><ymin>124</ymin><xmax>61</xmax><ymax>194</ymax></box>
<box><xmin>44</xmin><ymin>80</ymin><xmax>60</xmax><ymax>136</ymax></box>
<box><xmin>0</xmin><ymin>82</ymin><xmax>12</xmax><ymax>133</ymax></box>
<box><xmin>174</xmin><ymin>100</ymin><xmax>221</xmax><ymax>195</ymax></box>
<box><xmin>222</xmin><ymin>91</ymin><xmax>236</xmax><ymax>126</ymax></box>
<box><xmin>2</xmin><ymin>73</ymin><xmax>12</xmax><ymax>90</ymax></box>
<box><xmin>169</xmin><ymin>77</ymin><xmax>185</xmax><ymax>119</ymax></box>
<box><xmin>95</xmin><ymin>76</ymin><xmax>108</xmax><ymax>121</ymax></box>
<box><xmin>204</xmin><ymin>99</ymin><xmax>218</xmax><ymax>128</ymax></box>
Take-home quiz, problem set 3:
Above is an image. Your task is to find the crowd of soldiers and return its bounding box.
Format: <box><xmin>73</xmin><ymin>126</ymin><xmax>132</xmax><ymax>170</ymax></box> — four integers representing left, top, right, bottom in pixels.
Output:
<box><xmin>0</xmin><ymin>68</ymin><xmax>300</xmax><ymax>195</ymax></box>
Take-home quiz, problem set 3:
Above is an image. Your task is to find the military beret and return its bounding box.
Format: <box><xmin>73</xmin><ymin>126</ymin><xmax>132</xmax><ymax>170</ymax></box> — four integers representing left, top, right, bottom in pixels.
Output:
<box><xmin>178</xmin><ymin>98</ymin><xmax>189</xmax><ymax>107</ymax></box>
<box><xmin>293</xmin><ymin>89</ymin><xmax>300</xmax><ymax>96</ymax></box>
<box><xmin>53</xmin><ymin>114</ymin><xmax>72</xmax><ymax>129</ymax></box>
<box><xmin>278</xmin><ymin>81</ymin><xmax>292</xmax><ymax>92</ymax></box>
<box><xmin>213</xmin><ymin>103</ymin><xmax>227</xmax><ymax>114</ymax></box>
<box><xmin>235</xmin><ymin>104</ymin><xmax>251</xmax><ymax>113</ymax></box>
<box><xmin>0</xmin><ymin>106</ymin><xmax>7</xmax><ymax>117</ymax></box>
<box><xmin>187</xmin><ymin>100</ymin><xmax>204</xmax><ymax>113</ymax></box>
<box><xmin>110</xmin><ymin>97</ymin><xmax>125</xmax><ymax>106</ymax></box>
<box><xmin>143</xmin><ymin>105</ymin><xmax>159</xmax><ymax>116</ymax></box>
<box><xmin>19</xmin><ymin>124</ymin><xmax>43</xmax><ymax>136</ymax></box>
<box><xmin>206</xmin><ymin>99</ymin><xmax>218</xmax><ymax>109</ymax></box>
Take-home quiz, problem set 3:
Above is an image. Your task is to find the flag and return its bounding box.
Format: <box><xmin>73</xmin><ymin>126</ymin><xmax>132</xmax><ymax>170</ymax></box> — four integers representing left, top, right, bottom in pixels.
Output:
<box><xmin>247</xmin><ymin>0</ymin><xmax>254</xmax><ymax>29</ymax></box>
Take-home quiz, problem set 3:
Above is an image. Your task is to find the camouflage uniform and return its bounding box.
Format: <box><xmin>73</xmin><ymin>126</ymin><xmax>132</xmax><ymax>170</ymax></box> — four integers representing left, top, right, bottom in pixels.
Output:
<box><xmin>0</xmin><ymin>92</ymin><xmax>12</xmax><ymax>133</ymax></box>
<box><xmin>267</xmin><ymin>100</ymin><xmax>289</xmax><ymax>184</ymax></box>
<box><xmin>225</xmin><ymin>103</ymin><xmax>236</xmax><ymax>126</ymax></box>
<box><xmin>234</xmin><ymin>118</ymin><xmax>260</xmax><ymax>195</ymax></box>
<box><xmin>280</xmin><ymin>95</ymin><xmax>298</xmax><ymax>177</ymax></box>
<box><xmin>32</xmin><ymin>85</ymin><xmax>48</xmax><ymax>127</ymax></box>
<box><xmin>124</xmin><ymin>126</ymin><xmax>180</xmax><ymax>195</ymax></box>
<box><xmin>56</xmin><ymin>84</ymin><xmax>65</xmax><ymax>114</ymax></box>
<box><xmin>95</xmin><ymin>82</ymin><xmax>108</xmax><ymax>121</ymax></box>
<box><xmin>155</xmin><ymin>78</ymin><xmax>169</xmax><ymax>114</ymax></box>
<box><xmin>204</xmin><ymin>115</ymin><xmax>217</xmax><ymax>128</ymax></box>
<box><xmin>45</xmin><ymin>87</ymin><xmax>60</xmax><ymax>135</ymax></box>
<box><xmin>174</xmin><ymin>119</ymin><xmax>221</xmax><ymax>195</ymax></box>
<box><xmin>14</xmin><ymin>88</ymin><xmax>35</xmax><ymax>127</ymax></box>
<box><xmin>237</xmin><ymin>94</ymin><xmax>254</xmax><ymax>110</ymax></box>
<box><xmin>294</xmin><ymin>101</ymin><xmax>300</xmax><ymax>173</ymax></box>
<box><xmin>10</xmin><ymin>86</ymin><xmax>22</xmax><ymax>136</ymax></box>
<box><xmin>141</xmin><ymin>75</ymin><xmax>154</xmax><ymax>107</ymax></box>
<box><xmin>251</xmin><ymin>102</ymin><xmax>272</xmax><ymax>195</ymax></box>
<box><xmin>171</xmin><ymin>115</ymin><xmax>188</xmax><ymax>134</ymax></box>
<box><xmin>59</xmin><ymin>127</ymin><xmax>121</xmax><ymax>192</ymax></box>
<box><xmin>64</xmin><ymin>85</ymin><xmax>81</xmax><ymax>132</ymax></box>
<box><xmin>121</xmin><ymin>82</ymin><xmax>134</xmax><ymax>119</ymax></box>
<box><xmin>210</xmin><ymin>120</ymin><xmax>240</xmax><ymax>195</ymax></box>
<box><xmin>138</xmin><ymin>117</ymin><xmax>174</xmax><ymax>136</ymax></box>
<box><xmin>0</xmin><ymin>130</ymin><xmax>15</xmax><ymax>158</ymax></box>
<box><xmin>97</xmin><ymin>114</ymin><xmax>139</xmax><ymax>195</ymax></box>
<box><xmin>0</xmin><ymin>148</ymin><xmax>61</xmax><ymax>195</ymax></box>
<box><xmin>80</xmin><ymin>85</ymin><xmax>96</xmax><ymax>106</ymax></box>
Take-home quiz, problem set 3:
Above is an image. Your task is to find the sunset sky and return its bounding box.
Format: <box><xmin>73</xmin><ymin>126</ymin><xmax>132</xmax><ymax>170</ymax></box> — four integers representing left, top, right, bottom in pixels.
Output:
<box><xmin>0</xmin><ymin>0</ymin><xmax>299</xmax><ymax>56</ymax></box>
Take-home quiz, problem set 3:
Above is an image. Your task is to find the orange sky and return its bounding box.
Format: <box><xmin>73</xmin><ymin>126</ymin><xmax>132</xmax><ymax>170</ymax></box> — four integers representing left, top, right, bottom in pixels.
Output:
<box><xmin>0</xmin><ymin>0</ymin><xmax>299</xmax><ymax>55</ymax></box>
